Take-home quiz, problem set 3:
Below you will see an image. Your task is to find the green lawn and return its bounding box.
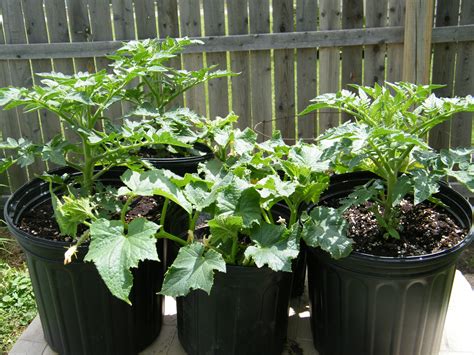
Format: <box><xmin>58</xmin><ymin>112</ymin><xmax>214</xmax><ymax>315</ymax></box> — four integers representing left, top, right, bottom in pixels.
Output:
<box><xmin>0</xmin><ymin>231</ymin><xmax>36</xmax><ymax>353</ymax></box>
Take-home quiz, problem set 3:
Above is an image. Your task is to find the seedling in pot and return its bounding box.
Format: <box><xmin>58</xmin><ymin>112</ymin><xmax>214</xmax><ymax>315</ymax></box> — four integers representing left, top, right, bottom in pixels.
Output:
<box><xmin>300</xmin><ymin>82</ymin><xmax>474</xmax><ymax>254</ymax></box>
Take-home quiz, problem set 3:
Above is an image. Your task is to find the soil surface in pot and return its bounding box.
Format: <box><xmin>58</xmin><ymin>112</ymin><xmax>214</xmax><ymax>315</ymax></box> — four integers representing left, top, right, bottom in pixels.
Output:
<box><xmin>18</xmin><ymin>196</ymin><xmax>164</xmax><ymax>243</ymax></box>
<box><xmin>138</xmin><ymin>146</ymin><xmax>206</xmax><ymax>159</ymax></box>
<box><xmin>327</xmin><ymin>198</ymin><xmax>467</xmax><ymax>257</ymax></box>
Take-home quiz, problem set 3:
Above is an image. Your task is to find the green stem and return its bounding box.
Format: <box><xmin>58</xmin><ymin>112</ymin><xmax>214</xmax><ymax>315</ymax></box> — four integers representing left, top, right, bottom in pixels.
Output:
<box><xmin>121</xmin><ymin>195</ymin><xmax>134</xmax><ymax>227</ymax></box>
<box><xmin>261</xmin><ymin>207</ymin><xmax>271</xmax><ymax>224</ymax></box>
<box><xmin>189</xmin><ymin>211</ymin><xmax>200</xmax><ymax>232</ymax></box>
<box><xmin>157</xmin><ymin>230</ymin><xmax>187</xmax><ymax>246</ymax></box>
<box><xmin>160</xmin><ymin>198</ymin><xmax>169</xmax><ymax>227</ymax></box>
<box><xmin>383</xmin><ymin>173</ymin><xmax>397</xmax><ymax>223</ymax></box>
<box><xmin>143</xmin><ymin>77</ymin><xmax>161</xmax><ymax>107</ymax></box>
<box><xmin>81</xmin><ymin>139</ymin><xmax>94</xmax><ymax>195</ymax></box>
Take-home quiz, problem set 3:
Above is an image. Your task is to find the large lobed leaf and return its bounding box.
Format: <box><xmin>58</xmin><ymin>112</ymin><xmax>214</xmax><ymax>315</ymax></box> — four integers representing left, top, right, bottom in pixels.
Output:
<box><xmin>301</xmin><ymin>207</ymin><xmax>352</xmax><ymax>259</ymax></box>
<box><xmin>119</xmin><ymin>169</ymin><xmax>192</xmax><ymax>213</ymax></box>
<box><xmin>244</xmin><ymin>223</ymin><xmax>299</xmax><ymax>272</ymax></box>
<box><xmin>85</xmin><ymin>218</ymin><xmax>160</xmax><ymax>304</ymax></box>
<box><xmin>160</xmin><ymin>243</ymin><xmax>226</xmax><ymax>297</ymax></box>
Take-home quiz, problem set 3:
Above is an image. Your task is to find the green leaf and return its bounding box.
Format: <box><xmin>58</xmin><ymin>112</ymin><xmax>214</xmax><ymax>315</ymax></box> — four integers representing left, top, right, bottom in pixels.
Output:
<box><xmin>160</xmin><ymin>243</ymin><xmax>226</xmax><ymax>297</ymax></box>
<box><xmin>119</xmin><ymin>169</ymin><xmax>192</xmax><ymax>213</ymax></box>
<box><xmin>217</xmin><ymin>186</ymin><xmax>261</xmax><ymax>228</ymax></box>
<box><xmin>301</xmin><ymin>207</ymin><xmax>352</xmax><ymax>259</ymax></box>
<box><xmin>411</xmin><ymin>170</ymin><xmax>439</xmax><ymax>205</ymax></box>
<box><xmin>234</xmin><ymin>128</ymin><xmax>257</xmax><ymax>155</ymax></box>
<box><xmin>51</xmin><ymin>193</ymin><xmax>79</xmax><ymax>237</ymax></box>
<box><xmin>244</xmin><ymin>223</ymin><xmax>299</xmax><ymax>272</ymax></box>
<box><xmin>288</xmin><ymin>144</ymin><xmax>330</xmax><ymax>172</ymax></box>
<box><xmin>208</xmin><ymin>215</ymin><xmax>243</xmax><ymax>256</ymax></box>
<box><xmin>85</xmin><ymin>218</ymin><xmax>160</xmax><ymax>303</ymax></box>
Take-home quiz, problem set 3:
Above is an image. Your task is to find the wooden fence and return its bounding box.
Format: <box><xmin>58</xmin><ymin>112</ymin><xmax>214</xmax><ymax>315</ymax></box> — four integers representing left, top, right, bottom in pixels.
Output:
<box><xmin>0</xmin><ymin>0</ymin><xmax>473</xmax><ymax>193</ymax></box>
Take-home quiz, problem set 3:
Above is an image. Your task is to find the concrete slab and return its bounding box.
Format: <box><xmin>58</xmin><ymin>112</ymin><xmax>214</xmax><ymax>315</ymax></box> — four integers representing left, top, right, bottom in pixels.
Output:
<box><xmin>9</xmin><ymin>270</ymin><xmax>474</xmax><ymax>355</ymax></box>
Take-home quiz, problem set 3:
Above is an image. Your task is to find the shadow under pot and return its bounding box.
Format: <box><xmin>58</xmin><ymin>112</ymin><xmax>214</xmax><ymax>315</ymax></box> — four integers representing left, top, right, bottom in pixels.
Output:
<box><xmin>306</xmin><ymin>171</ymin><xmax>474</xmax><ymax>355</ymax></box>
<box><xmin>4</xmin><ymin>167</ymin><xmax>163</xmax><ymax>355</ymax></box>
<box><xmin>141</xmin><ymin>142</ymin><xmax>214</xmax><ymax>176</ymax></box>
<box><xmin>166</xmin><ymin>203</ymin><xmax>294</xmax><ymax>355</ymax></box>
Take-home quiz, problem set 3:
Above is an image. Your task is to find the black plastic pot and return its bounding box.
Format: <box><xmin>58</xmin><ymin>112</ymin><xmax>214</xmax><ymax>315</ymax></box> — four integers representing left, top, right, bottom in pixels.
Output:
<box><xmin>177</xmin><ymin>265</ymin><xmax>293</xmax><ymax>355</ymax></box>
<box><xmin>306</xmin><ymin>172</ymin><xmax>474</xmax><ymax>355</ymax></box>
<box><xmin>165</xmin><ymin>203</ymin><xmax>295</xmax><ymax>354</ymax></box>
<box><xmin>4</xmin><ymin>167</ymin><xmax>163</xmax><ymax>355</ymax></box>
<box><xmin>143</xmin><ymin>142</ymin><xmax>214</xmax><ymax>175</ymax></box>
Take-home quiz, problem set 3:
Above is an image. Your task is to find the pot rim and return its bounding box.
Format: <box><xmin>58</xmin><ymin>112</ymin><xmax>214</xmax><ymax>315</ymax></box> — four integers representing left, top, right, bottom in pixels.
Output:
<box><xmin>142</xmin><ymin>142</ymin><xmax>214</xmax><ymax>163</ymax></box>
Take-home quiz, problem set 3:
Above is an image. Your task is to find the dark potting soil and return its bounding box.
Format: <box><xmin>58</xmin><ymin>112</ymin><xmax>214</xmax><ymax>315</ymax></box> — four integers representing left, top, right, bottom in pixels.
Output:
<box><xmin>18</xmin><ymin>196</ymin><xmax>164</xmax><ymax>242</ymax></box>
<box><xmin>340</xmin><ymin>199</ymin><xmax>467</xmax><ymax>257</ymax></box>
<box><xmin>138</xmin><ymin>146</ymin><xmax>205</xmax><ymax>159</ymax></box>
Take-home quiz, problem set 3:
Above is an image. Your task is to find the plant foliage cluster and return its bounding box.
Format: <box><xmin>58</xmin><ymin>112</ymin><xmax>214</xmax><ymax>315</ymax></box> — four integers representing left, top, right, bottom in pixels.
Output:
<box><xmin>1</xmin><ymin>37</ymin><xmax>474</xmax><ymax>304</ymax></box>
<box><xmin>0</xmin><ymin>261</ymin><xmax>36</xmax><ymax>352</ymax></box>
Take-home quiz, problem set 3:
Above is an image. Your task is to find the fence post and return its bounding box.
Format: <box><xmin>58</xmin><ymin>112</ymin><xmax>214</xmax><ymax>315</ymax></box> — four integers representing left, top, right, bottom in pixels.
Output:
<box><xmin>402</xmin><ymin>0</ymin><xmax>434</xmax><ymax>84</ymax></box>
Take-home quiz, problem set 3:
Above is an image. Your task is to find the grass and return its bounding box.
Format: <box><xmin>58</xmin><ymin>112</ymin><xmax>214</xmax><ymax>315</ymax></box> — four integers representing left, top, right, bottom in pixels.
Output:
<box><xmin>0</xmin><ymin>230</ymin><xmax>37</xmax><ymax>354</ymax></box>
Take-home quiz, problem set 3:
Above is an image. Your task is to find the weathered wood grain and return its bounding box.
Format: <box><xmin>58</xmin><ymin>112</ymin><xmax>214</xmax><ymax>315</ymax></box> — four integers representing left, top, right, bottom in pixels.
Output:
<box><xmin>203</xmin><ymin>0</ymin><xmax>229</xmax><ymax>119</ymax></box>
<box><xmin>386</xmin><ymin>0</ymin><xmax>405</xmax><ymax>82</ymax></box>
<box><xmin>89</xmin><ymin>0</ymin><xmax>123</xmax><ymax>125</ymax></box>
<box><xmin>5</xmin><ymin>25</ymin><xmax>474</xmax><ymax>60</ymax></box>
<box><xmin>318</xmin><ymin>0</ymin><xmax>341</xmax><ymax>133</ymax></box>
<box><xmin>364</xmin><ymin>0</ymin><xmax>388</xmax><ymax>86</ymax></box>
<box><xmin>157</xmin><ymin>0</ymin><xmax>183</xmax><ymax>108</ymax></box>
<box><xmin>227</xmin><ymin>0</ymin><xmax>251</xmax><ymax>129</ymax></box>
<box><xmin>135</xmin><ymin>0</ymin><xmax>157</xmax><ymax>39</ymax></box>
<box><xmin>452</xmin><ymin>0</ymin><xmax>474</xmax><ymax>149</ymax></box>
<box><xmin>402</xmin><ymin>0</ymin><xmax>434</xmax><ymax>83</ymax></box>
<box><xmin>429</xmin><ymin>0</ymin><xmax>460</xmax><ymax>150</ymax></box>
<box><xmin>2</xmin><ymin>0</ymin><xmax>46</xmax><ymax>178</ymax></box>
<box><xmin>22</xmin><ymin>0</ymin><xmax>61</xmax><ymax>151</ymax></box>
<box><xmin>274</xmin><ymin>0</ymin><xmax>296</xmax><ymax>143</ymax></box>
<box><xmin>341</xmin><ymin>0</ymin><xmax>363</xmax><ymax>122</ymax></box>
<box><xmin>249</xmin><ymin>0</ymin><xmax>272</xmax><ymax>141</ymax></box>
<box><xmin>296</xmin><ymin>0</ymin><xmax>317</xmax><ymax>141</ymax></box>
<box><xmin>179</xmin><ymin>0</ymin><xmax>206</xmax><ymax>116</ymax></box>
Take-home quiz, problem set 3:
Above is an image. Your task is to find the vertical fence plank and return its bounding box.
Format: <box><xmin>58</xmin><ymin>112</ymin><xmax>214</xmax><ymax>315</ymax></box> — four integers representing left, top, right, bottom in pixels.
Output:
<box><xmin>249</xmin><ymin>0</ymin><xmax>272</xmax><ymax>140</ymax></box>
<box><xmin>429</xmin><ymin>0</ymin><xmax>459</xmax><ymax>150</ymax></box>
<box><xmin>227</xmin><ymin>0</ymin><xmax>251</xmax><ymax>129</ymax></box>
<box><xmin>44</xmin><ymin>0</ymin><xmax>75</xmax><ymax>75</ymax></box>
<box><xmin>296</xmin><ymin>0</ymin><xmax>317</xmax><ymax>141</ymax></box>
<box><xmin>402</xmin><ymin>0</ymin><xmax>434</xmax><ymax>83</ymax></box>
<box><xmin>135</xmin><ymin>0</ymin><xmax>157</xmax><ymax>39</ymax></box>
<box><xmin>452</xmin><ymin>0</ymin><xmax>474</xmax><ymax>149</ymax></box>
<box><xmin>0</xmin><ymin>8</ymin><xmax>24</xmax><ymax>191</ymax></box>
<box><xmin>179</xmin><ymin>1</ymin><xmax>206</xmax><ymax>116</ymax></box>
<box><xmin>44</xmin><ymin>0</ymin><xmax>79</xmax><ymax>144</ymax></box>
<box><xmin>157</xmin><ymin>0</ymin><xmax>183</xmax><ymax>108</ymax></box>
<box><xmin>111</xmin><ymin>0</ymin><xmax>136</xmax><ymax>116</ymax></box>
<box><xmin>89</xmin><ymin>0</ymin><xmax>123</xmax><ymax>124</ymax></box>
<box><xmin>2</xmin><ymin>0</ymin><xmax>46</xmax><ymax>178</ymax></box>
<box><xmin>341</xmin><ymin>0</ymin><xmax>363</xmax><ymax>122</ymax></box>
<box><xmin>66</xmin><ymin>0</ymin><xmax>96</xmax><ymax>73</ymax></box>
<box><xmin>318</xmin><ymin>0</ymin><xmax>341</xmax><ymax>133</ymax></box>
<box><xmin>22</xmin><ymin>0</ymin><xmax>62</xmax><ymax>153</ymax></box>
<box><xmin>112</xmin><ymin>0</ymin><xmax>135</xmax><ymax>41</ymax></box>
<box><xmin>273</xmin><ymin>0</ymin><xmax>296</xmax><ymax>142</ymax></box>
<box><xmin>203</xmin><ymin>0</ymin><xmax>229</xmax><ymax>119</ymax></box>
<box><xmin>364</xmin><ymin>0</ymin><xmax>388</xmax><ymax>86</ymax></box>
<box><xmin>386</xmin><ymin>0</ymin><xmax>405</xmax><ymax>82</ymax></box>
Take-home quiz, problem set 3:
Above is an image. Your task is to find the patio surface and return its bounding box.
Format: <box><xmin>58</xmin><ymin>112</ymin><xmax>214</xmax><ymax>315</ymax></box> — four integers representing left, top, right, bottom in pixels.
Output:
<box><xmin>9</xmin><ymin>270</ymin><xmax>474</xmax><ymax>355</ymax></box>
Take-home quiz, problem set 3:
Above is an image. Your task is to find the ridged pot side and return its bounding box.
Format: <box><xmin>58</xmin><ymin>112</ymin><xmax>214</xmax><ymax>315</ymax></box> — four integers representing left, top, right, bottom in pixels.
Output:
<box><xmin>307</xmin><ymin>172</ymin><xmax>474</xmax><ymax>355</ymax></box>
<box><xmin>177</xmin><ymin>265</ymin><xmax>293</xmax><ymax>355</ymax></box>
<box><xmin>4</xmin><ymin>168</ymin><xmax>163</xmax><ymax>355</ymax></box>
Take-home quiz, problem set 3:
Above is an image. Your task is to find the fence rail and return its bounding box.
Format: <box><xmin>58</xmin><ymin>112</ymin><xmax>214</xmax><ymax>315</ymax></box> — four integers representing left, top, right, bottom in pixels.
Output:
<box><xmin>0</xmin><ymin>0</ymin><xmax>473</xmax><ymax>194</ymax></box>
